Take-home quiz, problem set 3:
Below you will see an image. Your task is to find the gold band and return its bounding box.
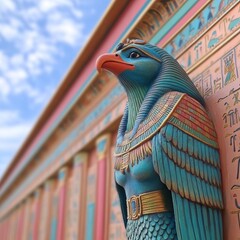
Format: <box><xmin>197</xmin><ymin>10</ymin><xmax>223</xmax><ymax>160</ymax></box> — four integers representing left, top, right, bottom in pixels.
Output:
<box><xmin>126</xmin><ymin>190</ymin><xmax>173</xmax><ymax>220</ymax></box>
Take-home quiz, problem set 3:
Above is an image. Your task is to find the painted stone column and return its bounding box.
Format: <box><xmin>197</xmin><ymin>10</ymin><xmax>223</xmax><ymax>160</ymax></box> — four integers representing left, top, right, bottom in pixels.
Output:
<box><xmin>38</xmin><ymin>179</ymin><xmax>55</xmax><ymax>240</ymax></box>
<box><xmin>108</xmin><ymin>142</ymin><xmax>126</xmax><ymax>239</ymax></box>
<box><xmin>0</xmin><ymin>217</ymin><xmax>7</xmax><ymax>240</ymax></box>
<box><xmin>65</xmin><ymin>153</ymin><xmax>87</xmax><ymax>240</ymax></box>
<box><xmin>50</xmin><ymin>183</ymin><xmax>59</xmax><ymax>240</ymax></box>
<box><xmin>50</xmin><ymin>167</ymin><xmax>69</xmax><ymax>240</ymax></box>
<box><xmin>32</xmin><ymin>189</ymin><xmax>42</xmax><ymax>240</ymax></box>
<box><xmin>94</xmin><ymin>134</ymin><xmax>111</xmax><ymax>240</ymax></box>
<box><xmin>9</xmin><ymin>210</ymin><xmax>17</xmax><ymax>240</ymax></box>
<box><xmin>27</xmin><ymin>189</ymin><xmax>42</xmax><ymax>240</ymax></box>
<box><xmin>3</xmin><ymin>217</ymin><xmax>9</xmax><ymax>240</ymax></box>
<box><xmin>56</xmin><ymin>167</ymin><xmax>69</xmax><ymax>240</ymax></box>
<box><xmin>5</xmin><ymin>216</ymin><xmax>10</xmax><ymax>240</ymax></box>
<box><xmin>14</xmin><ymin>208</ymin><xmax>20</xmax><ymax>240</ymax></box>
<box><xmin>16</xmin><ymin>203</ymin><xmax>25</xmax><ymax>240</ymax></box>
<box><xmin>84</xmin><ymin>150</ymin><xmax>97</xmax><ymax>240</ymax></box>
<box><xmin>22</xmin><ymin>197</ymin><xmax>32</xmax><ymax>240</ymax></box>
<box><xmin>28</xmin><ymin>192</ymin><xmax>37</xmax><ymax>239</ymax></box>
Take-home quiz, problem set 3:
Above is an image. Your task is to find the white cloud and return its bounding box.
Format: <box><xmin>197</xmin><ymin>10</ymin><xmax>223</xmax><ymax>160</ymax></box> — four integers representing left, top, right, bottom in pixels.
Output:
<box><xmin>0</xmin><ymin>110</ymin><xmax>20</xmax><ymax>124</ymax></box>
<box><xmin>6</xmin><ymin>68</ymin><xmax>28</xmax><ymax>85</ymax></box>
<box><xmin>0</xmin><ymin>52</ymin><xmax>9</xmax><ymax>72</ymax></box>
<box><xmin>37</xmin><ymin>0</ymin><xmax>83</xmax><ymax>18</ymax></box>
<box><xmin>0</xmin><ymin>159</ymin><xmax>11</xmax><ymax>179</ymax></box>
<box><xmin>10</xmin><ymin>54</ymin><xmax>25</xmax><ymax>66</ymax></box>
<box><xmin>0</xmin><ymin>122</ymin><xmax>31</xmax><ymax>141</ymax></box>
<box><xmin>0</xmin><ymin>23</ymin><xmax>20</xmax><ymax>41</ymax></box>
<box><xmin>0</xmin><ymin>77</ymin><xmax>10</xmax><ymax>99</ymax></box>
<box><xmin>0</xmin><ymin>0</ymin><xmax>86</xmax><ymax>104</ymax></box>
<box><xmin>0</xmin><ymin>110</ymin><xmax>33</xmax><ymax>178</ymax></box>
<box><xmin>1</xmin><ymin>0</ymin><xmax>16</xmax><ymax>11</ymax></box>
<box><xmin>38</xmin><ymin>0</ymin><xmax>72</xmax><ymax>12</ymax></box>
<box><xmin>46</xmin><ymin>17</ymin><xmax>84</xmax><ymax>46</ymax></box>
<box><xmin>22</xmin><ymin>7</ymin><xmax>42</xmax><ymax>22</ymax></box>
<box><xmin>0</xmin><ymin>110</ymin><xmax>33</xmax><ymax>155</ymax></box>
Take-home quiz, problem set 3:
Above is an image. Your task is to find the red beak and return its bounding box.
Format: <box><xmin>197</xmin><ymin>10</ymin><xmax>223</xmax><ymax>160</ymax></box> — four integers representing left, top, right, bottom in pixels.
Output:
<box><xmin>96</xmin><ymin>53</ymin><xmax>134</xmax><ymax>76</ymax></box>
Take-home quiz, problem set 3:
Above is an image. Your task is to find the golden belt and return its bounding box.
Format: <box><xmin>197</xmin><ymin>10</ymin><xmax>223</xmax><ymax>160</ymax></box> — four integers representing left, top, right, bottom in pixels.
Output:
<box><xmin>126</xmin><ymin>190</ymin><xmax>173</xmax><ymax>220</ymax></box>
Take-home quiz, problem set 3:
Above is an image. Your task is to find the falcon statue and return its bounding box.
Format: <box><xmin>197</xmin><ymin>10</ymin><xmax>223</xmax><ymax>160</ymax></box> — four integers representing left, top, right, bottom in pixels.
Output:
<box><xmin>96</xmin><ymin>39</ymin><xmax>223</xmax><ymax>240</ymax></box>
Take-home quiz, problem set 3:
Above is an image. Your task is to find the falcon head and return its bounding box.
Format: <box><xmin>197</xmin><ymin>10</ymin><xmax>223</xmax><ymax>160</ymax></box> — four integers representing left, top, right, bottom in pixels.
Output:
<box><xmin>97</xmin><ymin>39</ymin><xmax>162</xmax><ymax>87</ymax></box>
<box><xmin>96</xmin><ymin>39</ymin><xmax>204</xmax><ymax>139</ymax></box>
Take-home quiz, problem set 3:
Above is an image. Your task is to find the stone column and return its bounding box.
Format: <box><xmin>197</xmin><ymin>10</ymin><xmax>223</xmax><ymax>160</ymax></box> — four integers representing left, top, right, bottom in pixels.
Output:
<box><xmin>38</xmin><ymin>179</ymin><xmax>55</xmax><ymax>240</ymax></box>
<box><xmin>65</xmin><ymin>153</ymin><xmax>88</xmax><ymax>240</ymax></box>
<box><xmin>56</xmin><ymin>167</ymin><xmax>69</xmax><ymax>240</ymax></box>
<box><xmin>33</xmin><ymin>188</ymin><xmax>42</xmax><ymax>240</ymax></box>
<box><xmin>16</xmin><ymin>202</ymin><xmax>26</xmax><ymax>240</ymax></box>
<box><xmin>22</xmin><ymin>197</ymin><xmax>32</xmax><ymax>240</ymax></box>
<box><xmin>9</xmin><ymin>210</ymin><xmax>16</xmax><ymax>240</ymax></box>
<box><xmin>94</xmin><ymin>134</ymin><xmax>111</xmax><ymax>240</ymax></box>
<box><xmin>84</xmin><ymin>149</ymin><xmax>98</xmax><ymax>240</ymax></box>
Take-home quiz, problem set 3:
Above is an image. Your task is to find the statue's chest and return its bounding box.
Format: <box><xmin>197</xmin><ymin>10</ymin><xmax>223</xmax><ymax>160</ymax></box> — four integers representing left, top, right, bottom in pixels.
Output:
<box><xmin>114</xmin><ymin>140</ymin><xmax>156</xmax><ymax>186</ymax></box>
<box><xmin>114</xmin><ymin>140</ymin><xmax>152</xmax><ymax>173</ymax></box>
<box><xmin>115</xmin><ymin>154</ymin><xmax>158</xmax><ymax>187</ymax></box>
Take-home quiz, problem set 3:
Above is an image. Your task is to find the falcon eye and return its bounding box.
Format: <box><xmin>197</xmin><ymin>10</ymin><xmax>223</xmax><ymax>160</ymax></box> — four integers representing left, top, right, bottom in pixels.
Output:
<box><xmin>129</xmin><ymin>51</ymin><xmax>140</xmax><ymax>59</ymax></box>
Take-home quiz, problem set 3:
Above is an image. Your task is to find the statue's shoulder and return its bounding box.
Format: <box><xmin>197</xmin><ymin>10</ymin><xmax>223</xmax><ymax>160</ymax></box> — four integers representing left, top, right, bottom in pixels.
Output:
<box><xmin>167</xmin><ymin>93</ymin><xmax>219</xmax><ymax>149</ymax></box>
<box><xmin>115</xmin><ymin>91</ymin><xmax>218</xmax><ymax>160</ymax></box>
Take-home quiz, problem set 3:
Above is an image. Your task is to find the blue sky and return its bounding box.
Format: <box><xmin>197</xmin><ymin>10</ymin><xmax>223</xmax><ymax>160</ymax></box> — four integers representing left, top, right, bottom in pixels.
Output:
<box><xmin>0</xmin><ymin>0</ymin><xmax>110</xmax><ymax>177</ymax></box>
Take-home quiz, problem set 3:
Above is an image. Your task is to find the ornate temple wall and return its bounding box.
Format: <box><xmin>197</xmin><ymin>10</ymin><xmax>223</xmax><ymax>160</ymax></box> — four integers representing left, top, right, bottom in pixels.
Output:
<box><xmin>0</xmin><ymin>1</ymin><xmax>239</xmax><ymax>239</ymax></box>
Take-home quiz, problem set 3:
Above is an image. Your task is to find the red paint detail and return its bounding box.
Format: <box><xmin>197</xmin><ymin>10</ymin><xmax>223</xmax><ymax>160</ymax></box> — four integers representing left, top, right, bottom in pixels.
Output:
<box><xmin>173</xmin><ymin>96</ymin><xmax>217</xmax><ymax>141</ymax></box>
<box><xmin>95</xmin><ymin>158</ymin><xmax>107</xmax><ymax>240</ymax></box>
<box><xmin>57</xmin><ymin>186</ymin><xmax>67</xmax><ymax>240</ymax></box>
<box><xmin>158</xmin><ymin>0</ymin><xmax>208</xmax><ymax>47</ymax></box>
<box><xmin>96</xmin><ymin>53</ymin><xmax>134</xmax><ymax>75</ymax></box>
<box><xmin>3</xmin><ymin>0</ymin><xmax>146</xmax><ymax>185</ymax></box>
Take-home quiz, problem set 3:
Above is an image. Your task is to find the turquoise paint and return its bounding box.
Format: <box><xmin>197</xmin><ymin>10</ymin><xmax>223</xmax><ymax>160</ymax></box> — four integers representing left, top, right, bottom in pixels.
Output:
<box><xmin>228</xmin><ymin>17</ymin><xmax>240</xmax><ymax>30</ymax></box>
<box><xmin>85</xmin><ymin>203</ymin><xmax>95</xmax><ymax>240</ymax></box>
<box><xmin>103</xmin><ymin>113</ymin><xmax>112</xmax><ymax>126</ymax></box>
<box><xmin>164</xmin><ymin>0</ymin><xmax>236</xmax><ymax>55</ymax></box>
<box><xmin>50</xmin><ymin>219</ymin><xmax>57</xmax><ymax>240</ymax></box>
<box><xmin>58</xmin><ymin>171</ymin><xmax>65</xmax><ymax>180</ymax></box>
<box><xmin>97</xmin><ymin>139</ymin><xmax>107</xmax><ymax>153</ymax></box>
<box><xmin>150</xmin><ymin>0</ymin><xmax>197</xmax><ymax>45</ymax></box>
